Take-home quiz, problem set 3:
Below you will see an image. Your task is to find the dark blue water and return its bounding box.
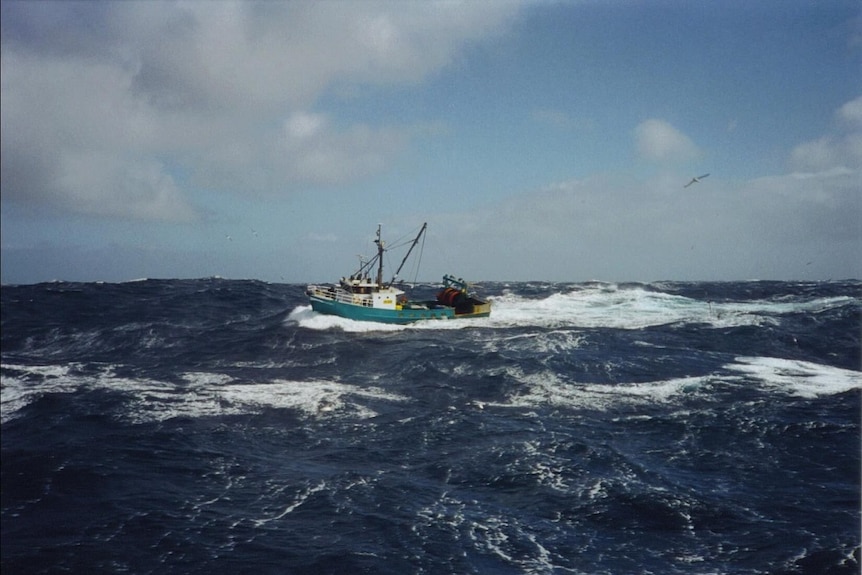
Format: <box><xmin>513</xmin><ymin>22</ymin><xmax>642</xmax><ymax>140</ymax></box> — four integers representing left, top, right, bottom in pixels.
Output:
<box><xmin>2</xmin><ymin>279</ymin><xmax>860</xmax><ymax>574</ymax></box>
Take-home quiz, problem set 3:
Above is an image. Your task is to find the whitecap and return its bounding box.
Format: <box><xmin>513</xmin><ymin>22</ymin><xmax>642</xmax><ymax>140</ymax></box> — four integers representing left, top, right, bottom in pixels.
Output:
<box><xmin>451</xmin><ymin>286</ymin><xmax>853</xmax><ymax>331</ymax></box>
<box><xmin>0</xmin><ymin>362</ymin><xmax>409</xmax><ymax>424</ymax></box>
<box><xmin>1</xmin><ymin>363</ymin><xmax>82</xmax><ymax>424</ymax></box>
<box><xmin>485</xmin><ymin>366</ymin><xmax>712</xmax><ymax>412</ymax></box>
<box><xmin>287</xmin><ymin>306</ymin><xmax>407</xmax><ymax>332</ymax></box>
<box><xmin>123</xmin><ymin>376</ymin><xmax>408</xmax><ymax>423</ymax></box>
<box><xmin>472</xmin><ymin>287</ymin><xmax>770</xmax><ymax>330</ymax></box>
<box><xmin>726</xmin><ymin>357</ymin><xmax>862</xmax><ymax>398</ymax></box>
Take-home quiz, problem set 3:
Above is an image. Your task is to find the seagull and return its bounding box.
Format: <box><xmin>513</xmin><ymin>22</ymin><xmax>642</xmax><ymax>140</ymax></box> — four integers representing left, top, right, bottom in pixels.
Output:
<box><xmin>684</xmin><ymin>173</ymin><xmax>710</xmax><ymax>188</ymax></box>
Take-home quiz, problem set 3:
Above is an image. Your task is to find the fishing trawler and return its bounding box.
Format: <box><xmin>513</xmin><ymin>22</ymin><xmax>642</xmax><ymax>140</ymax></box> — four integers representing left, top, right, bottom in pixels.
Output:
<box><xmin>306</xmin><ymin>223</ymin><xmax>490</xmax><ymax>324</ymax></box>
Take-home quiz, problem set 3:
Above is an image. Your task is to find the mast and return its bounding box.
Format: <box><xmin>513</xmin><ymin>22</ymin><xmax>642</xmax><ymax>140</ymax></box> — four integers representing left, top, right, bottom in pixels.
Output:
<box><xmin>389</xmin><ymin>222</ymin><xmax>427</xmax><ymax>287</ymax></box>
<box><xmin>374</xmin><ymin>224</ymin><xmax>384</xmax><ymax>288</ymax></box>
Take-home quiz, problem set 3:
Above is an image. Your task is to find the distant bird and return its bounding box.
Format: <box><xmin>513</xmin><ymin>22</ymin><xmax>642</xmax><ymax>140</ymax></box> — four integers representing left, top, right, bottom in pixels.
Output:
<box><xmin>225</xmin><ymin>234</ymin><xmax>233</xmax><ymax>241</ymax></box>
<box><xmin>249</xmin><ymin>227</ymin><xmax>259</xmax><ymax>237</ymax></box>
<box><xmin>684</xmin><ymin>173</ymin><xmax>710</xmax><ymax>188</ymax></box>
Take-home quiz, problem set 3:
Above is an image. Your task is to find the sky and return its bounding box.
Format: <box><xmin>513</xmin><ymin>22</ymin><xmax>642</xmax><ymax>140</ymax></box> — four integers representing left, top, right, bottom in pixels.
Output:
<box><xmin>1</xmin><ymin>0</ymin><xmax>860</xmax><ymax>284</ymax></box>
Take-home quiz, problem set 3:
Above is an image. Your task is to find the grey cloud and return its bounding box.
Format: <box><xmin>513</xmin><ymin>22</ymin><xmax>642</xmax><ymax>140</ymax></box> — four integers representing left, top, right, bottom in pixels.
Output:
<box><xmin>1</xmin><ymin>1</ymin><xmax>522</xmax><ymax>221</ymax></box>
<box><xmin>0</xmin><ymin>1</ymin><xmax>119</xmax><ymax>60</ymax></box>
<box><xmin>431</xmin><ymin>162</ymin><xmax>860</xmax><ymax>281</ymax></box>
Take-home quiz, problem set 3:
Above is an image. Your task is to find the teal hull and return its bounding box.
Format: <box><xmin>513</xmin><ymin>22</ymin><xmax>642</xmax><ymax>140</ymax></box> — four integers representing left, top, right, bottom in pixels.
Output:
<box><xmin>309</xmin><ymin>295</ymin><xmax>455</xmax><ymax>324</ymax></box>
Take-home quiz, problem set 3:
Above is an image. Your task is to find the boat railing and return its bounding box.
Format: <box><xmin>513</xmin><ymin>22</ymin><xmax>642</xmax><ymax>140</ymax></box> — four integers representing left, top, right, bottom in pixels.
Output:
<box><xmin>307</xmin><ymin>285</ymin><xmax>373</xmax><ymax>307</ymax></box>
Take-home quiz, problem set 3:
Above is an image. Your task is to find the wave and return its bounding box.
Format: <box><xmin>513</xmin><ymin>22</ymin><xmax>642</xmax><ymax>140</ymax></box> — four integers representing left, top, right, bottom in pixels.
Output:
<box><xmin>6</xmin><ymin>355</ymin><xmax>854</xmax><ymax>425</ymax></box>
<box><xmin>483</xmin><ymin>356</ymin><xmax>861</xmax><ymax>413</ymax></box>
<box><xmin>727</xmin><ymin>356</ymin><xmax>862</xmax><ymax>398</ymax></box>
<box><xmin>0</xmin><ymin>363</ymin><xmax>408</xmax><ymax>425</ymax></box>
<box><xmin>289</xmin><ymin>284</ymin><xmax>857</xmax><ymax>332</ymax></box>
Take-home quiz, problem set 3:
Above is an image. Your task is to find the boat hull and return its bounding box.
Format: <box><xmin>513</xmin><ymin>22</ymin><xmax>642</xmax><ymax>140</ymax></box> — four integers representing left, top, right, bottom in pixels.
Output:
<box><xmin>309</xmin><ymin>295</ymin><xmax>456</xmax><ymax>324</ymax></box>
<box><xmin>458</xmin><ymin>301</ymin><xmax>491</xmax><ymax>319</ymax></box>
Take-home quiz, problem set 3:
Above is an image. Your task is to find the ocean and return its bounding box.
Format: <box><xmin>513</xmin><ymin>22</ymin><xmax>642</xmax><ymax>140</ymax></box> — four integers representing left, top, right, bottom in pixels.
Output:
<box><xmin>1</xmin><ymin>279</ymin><xmax>860</xmax><ymax>574</ymax></box>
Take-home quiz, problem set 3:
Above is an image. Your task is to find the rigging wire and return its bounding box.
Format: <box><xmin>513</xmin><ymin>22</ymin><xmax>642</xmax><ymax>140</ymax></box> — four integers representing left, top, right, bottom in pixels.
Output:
<box><xmin>408</xmin><ymin>231</ymin><xmax>426</xmax><ymax>286</ymax></box>
<box><xmin>350</xmin><ymin>223</ymin><xmax>427</xmax><ymax>284</ymax></box>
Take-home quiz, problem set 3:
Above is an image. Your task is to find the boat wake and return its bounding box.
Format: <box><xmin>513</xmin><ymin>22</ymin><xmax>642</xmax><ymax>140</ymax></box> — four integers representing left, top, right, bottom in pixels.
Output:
<box><xmin>289</xmin><ymin>283</ymin><xmax>854</xmax><ymax>332</ymax></box>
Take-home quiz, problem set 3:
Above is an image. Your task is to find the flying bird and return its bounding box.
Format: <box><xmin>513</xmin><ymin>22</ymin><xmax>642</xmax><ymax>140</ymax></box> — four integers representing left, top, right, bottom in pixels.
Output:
<box><xmin>684</xmin><ymin>173</ymin><xmax>710</xmax><ymax>188</ymax></box>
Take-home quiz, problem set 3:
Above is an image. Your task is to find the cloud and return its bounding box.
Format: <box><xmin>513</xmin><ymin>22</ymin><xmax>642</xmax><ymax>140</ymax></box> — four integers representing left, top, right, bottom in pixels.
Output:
<box><xmin>428</xmin><ymin>161</ymin><xmax>859</xmax><ymax>281</ymax></box>
<box><xmin>460</xmin><ymin>98</ymin><xmax>862</xmax><ymax>281</ymax></box>
<box><xmin>55</xmin><ymin>153</ymin><xmax>198</xmax><ymax>222</ymax></box>
<box><xmin>790</xmin><ymin>95</ymin><xmax>862</xmax><ymax>172</ymax></box>
<box><xmin>634</xmin><ymin>119</ymin><xmax>701</xmax><ymax>163</ymax></box>
<box><xmin>0</xmin><ymin>1</ymin><xmax>522</xmax><ymax>220</ymax></box>
<box><xmin>0</xmin><ymin>52</ymin><xmax>195</xmax><ymax>221</ymax></box>
<box><xmin>278</xmin><ymin>114</ymin><xmax>407</xmax><ymax>186</ymax></box>
<box><xmin>427</xmin><ymin>105</ymin><xmax>862</xmax><ymax>281</ymax></box>
<box><xmin>838</xmin><ymin>96</ymin><xmax>862</xmax><ymax>126</ymax></box>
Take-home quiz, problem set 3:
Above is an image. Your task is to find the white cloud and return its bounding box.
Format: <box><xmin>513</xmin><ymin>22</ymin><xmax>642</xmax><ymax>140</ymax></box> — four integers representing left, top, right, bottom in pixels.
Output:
<box><xmin>117</xmin><ymin>1</ymin><xmax>520</xmax><ymax>112</ymax></box>
<box><xmin>838</xmin><ymin>95</ymin><xmax>862</xmax><ymax>126</ymax></box>
<box><xmin>427</xmin><ymin>162</ymin><xmax>860</xmax><ymax>281</ymax></box>
<box><xmin>0</xmin><ymin>1</ymin><xmax>522</xmax><ymax>220</ymax></box>
<box><xmin>286</xmin><ymin>112</ymin><xmax>327</xmax><ymax>141</ymax></box>
<box><xmin>789</xmin><ymin>95</ymin><xmax>862</xmax><ymax>172</ymax></box>
<box><xmin>277</xmin><ymin>114</ymin><xmax>407</xmax><ymax>186</ymax></box>
<box><xmin>55</xmin><ymin>152</ymin><xmax>198</xmax><ymax>222</ymax></box>
<box><xmin>634</xmin><ymin>119</ymin><xmax>701</xmax><ymax>163</ymax></box>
